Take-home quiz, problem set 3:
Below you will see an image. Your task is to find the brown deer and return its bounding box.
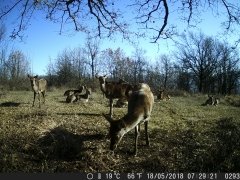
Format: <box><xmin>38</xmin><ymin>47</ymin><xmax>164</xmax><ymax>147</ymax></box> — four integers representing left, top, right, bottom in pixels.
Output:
<box><xmin>103</xmin><ymin>83</ymin><xmax>154</xmax><ymax>156</ymax></box>
<box><xmin>157</xmin><ymin>89</ymin><xmax>170</xmax><ymax>101</ymax></box>
<box><xmin>66</xmin><ymin>88</ymin><xmax>91</xmax><ymax>103</ymax></box>
<box><xmin>27</xmin><ymin>74</ymin><xmax>47</xmax><ymax>108</ymax></box>
<box><xmin>64</xmin><ymin>85</ymin><xmax>86</xmax><ymax>96</ymax></box>
<box><xmin>96</xmin><ymin>74</ymin><xmax>133</xmax><ymax>117</ymax></box>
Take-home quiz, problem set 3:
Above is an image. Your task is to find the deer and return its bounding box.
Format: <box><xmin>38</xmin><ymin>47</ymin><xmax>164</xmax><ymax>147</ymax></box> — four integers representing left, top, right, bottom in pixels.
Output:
<box><xmin>66</xmin><ymin>93</ymin><xmax>77</xmax><ymax>103</ymax></box>
<box><xmin>66</xmin><ymin>88</ymin><xmax>91</xmax><ymax>103</ymax></box>
<box><xmin>157</xmin><ymin>89</ymin><xmax>170</xmax><ymax>101</ymax></box>
<box><xmin>103</xmin><ymin>83</ymin><xmax>154</xmax><ymax>156</ymax></box>
<box><xmin>95</xmin><ymin>74</ymin><xmax>133</xmax><ymax>117</ymax></box>
<box><xmin>27</xmin><ymin>74</ymin><xmax>47</xmax><ymax>108</ymax></box>
<box><xmin>202</xmin><ymin>95</ymin><xmax>219</xmax><ymax>106</ymax></box>
<box><xmin>64</xmin><ymin>85</ymin><xmax>86</xmax><ymax>96</ymax></box>
<box><xmin>76</xmin><ymin>88</ymin><xmax>91</xmax><ymax>102</ymax></box>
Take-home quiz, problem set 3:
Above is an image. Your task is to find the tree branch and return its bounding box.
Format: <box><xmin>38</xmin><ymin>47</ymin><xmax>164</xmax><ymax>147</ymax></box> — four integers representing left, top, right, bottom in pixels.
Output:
<box><xmin>152</xmin><ymin>0</ymin><xmax>169</xmax><ymax>43</ymax></box>
<box><xmin>221</xmin><ymin>0</ymin><xmax>239</xmax><ymax>30</ymax></box>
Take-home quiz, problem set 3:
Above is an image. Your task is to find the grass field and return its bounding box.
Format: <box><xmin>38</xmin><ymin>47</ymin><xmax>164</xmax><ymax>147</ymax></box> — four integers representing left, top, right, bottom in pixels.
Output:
<box><xmin>0</xmin><ymin>89</ymin><xmax>240</xmax><ymax>172</ymax></box>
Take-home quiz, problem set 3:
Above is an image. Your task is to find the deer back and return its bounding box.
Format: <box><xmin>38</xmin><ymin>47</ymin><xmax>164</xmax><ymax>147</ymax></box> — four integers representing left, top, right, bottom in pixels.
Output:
<box><xmin>128</xmin><ymin>84</ymin><xmax>154</xmax><ymax>118</ymax></box>
<box><xmin>105</xmin><ymin>82</ymin><xmax>133</xmax><ymax>99</ymax></box>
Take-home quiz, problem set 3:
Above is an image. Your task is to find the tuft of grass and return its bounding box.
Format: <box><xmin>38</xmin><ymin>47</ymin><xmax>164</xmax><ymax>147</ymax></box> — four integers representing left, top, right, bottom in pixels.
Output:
<box><xmin>224</xmin><ymin>95</ymin><xmax>240</xmax><ymax>107</ymax></box>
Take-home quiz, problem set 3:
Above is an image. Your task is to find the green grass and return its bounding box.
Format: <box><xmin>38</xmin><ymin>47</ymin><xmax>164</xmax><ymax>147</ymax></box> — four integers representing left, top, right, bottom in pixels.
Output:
<box><xmin>0</xmin><ymin>90</ymin><xmax>239</xmax><ymax>172</ymax></box>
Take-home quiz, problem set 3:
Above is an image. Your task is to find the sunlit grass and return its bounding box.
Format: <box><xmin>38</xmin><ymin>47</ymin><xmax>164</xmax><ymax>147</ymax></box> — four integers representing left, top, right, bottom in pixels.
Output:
<box><xmin>0</xmin><ymin>90</ymin><xmax>239</xmax><ymax>172</ymax></box>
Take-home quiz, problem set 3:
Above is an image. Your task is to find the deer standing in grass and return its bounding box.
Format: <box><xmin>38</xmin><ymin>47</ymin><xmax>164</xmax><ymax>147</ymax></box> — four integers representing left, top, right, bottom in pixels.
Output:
<box><xmin>28</xmin><ymin>74</ymin><xmax>47</xmax><ymax>108</ymax></box>
<box><xmin>96</xmin><ymin>74</ymin><xmax>133</xmax><ymax>117</ymax></box>
<box><xmin>103</xmin><ymin>83</ymin><xmax>154</xmax><ymax>156</ymax></box>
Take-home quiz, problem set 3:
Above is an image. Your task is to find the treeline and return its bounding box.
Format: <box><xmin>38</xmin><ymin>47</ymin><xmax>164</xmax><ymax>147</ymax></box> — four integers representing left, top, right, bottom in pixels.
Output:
<box><xmin>0</xmin><ymin>49</ymin><xmax>30</xmax><ymax>90</ymax></box>
<box><xmin>1</xmin><ymin>31</ymin><xmax>240</xmax><ymax>94</ymax></box>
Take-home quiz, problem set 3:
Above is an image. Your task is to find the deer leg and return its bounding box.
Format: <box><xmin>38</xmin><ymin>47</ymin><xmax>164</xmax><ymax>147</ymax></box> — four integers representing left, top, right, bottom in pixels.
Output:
<box><xmin>145</xmin><ymin>121</ymin><xmax>150</xmax><ymax>146</ymax></box>
<box><xmin>109</xmin><ymin>98</ymin><xmax>113</xmax><ymax>117</ymax></box>
<box><xmin>32</xmin><ymin>92</ymin><xmax>36</xmax><ymax>107</ymax></box>
<box><xmin>38</xmin><ymin>93</ymin><xmax>41</xmax><ymax>108</ymax></box>
<box><xmin>134</xmin><ymin>125</ymin><xmax>140</xmax><ymax>156</ymax></box>
<box><xmin>42</xmin><ymin>91</ymin><xmax>45</xmax><ymax>104</ymax></box>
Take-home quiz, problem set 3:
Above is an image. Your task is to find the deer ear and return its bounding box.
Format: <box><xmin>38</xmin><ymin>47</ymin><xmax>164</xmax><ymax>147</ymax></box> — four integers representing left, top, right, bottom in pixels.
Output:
<box><xmin>95</xmin><ymin>74</ymin><xmax>99</xmax><ymax>78</ymax></box>
<box><xmin>34</xmin><ymin>75</ymin><xmax>38</xmax><ymax>78</ymax></box>
<box><xmin>102</xmin><ymin>114</ymin><xmax>113</xmax><ymax>123</ymax></box>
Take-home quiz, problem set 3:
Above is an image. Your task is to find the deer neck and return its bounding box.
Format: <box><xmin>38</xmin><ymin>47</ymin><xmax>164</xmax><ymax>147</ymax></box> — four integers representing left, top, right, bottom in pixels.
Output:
<box><xmin>100</xmin><ymin>82</ymin><xmax>106</xmax><ymax>94</ymax></box>
<box><xmin>32</xmin><ymin>80</ymin><xmax>39</xmax><ymax>92</ymax></box>
<box><xmin>120</xmin><ymin>114</ymin><xmax>144</xmax><ymax>133</ymax></box>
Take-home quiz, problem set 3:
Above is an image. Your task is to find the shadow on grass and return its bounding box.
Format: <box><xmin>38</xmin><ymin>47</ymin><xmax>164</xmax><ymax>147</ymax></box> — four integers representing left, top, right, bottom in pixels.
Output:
<box><xmin>58</xmin><ymin>100</ymin><xmax>67</xmax><ymax>104</ymax></box>
<box><xmin>33</xmin><ymin>126</ymin><xmax>105</xmax><ymax>161</ymax></box>
<box><xmin>56</xmin><ymin>112</ymin><xmax>101</xmax><ymax>117</ymax></box>
<box><xmin>209</xmin><ymin>117</ymin><xmax>240</xmax><ymax>171</ymax></box>
<box><xmin>224</xmin><ymin>96</ymin><xmax>240</xmax><ymax>107</ymax></box>
<box><xmin>15</xmin><ymin>110</ymin><xmax>48</xmax><ymax>120</ymax></box>
<box><xmin>0</xmin><ymin>102</ymin><xmax>21</xmax><ymax>107</ymax></box>
<box><xmin>140</xmin><ymin>117</ymin><xmax>240</xmax><ymax>172</ymax></box>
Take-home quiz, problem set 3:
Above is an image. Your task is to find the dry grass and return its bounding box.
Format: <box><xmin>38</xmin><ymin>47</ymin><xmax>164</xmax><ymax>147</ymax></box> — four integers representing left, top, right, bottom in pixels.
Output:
<box><xmin>0</xmin><ymin>90</ymin><xmax>240</xmax><ymax>172</ymax></box>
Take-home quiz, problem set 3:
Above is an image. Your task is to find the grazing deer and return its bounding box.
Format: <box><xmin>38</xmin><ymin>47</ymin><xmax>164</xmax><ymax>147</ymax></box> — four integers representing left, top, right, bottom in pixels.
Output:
<box><xmin>202</xmin><ymin>95</ymin><xmax>219</xmax><ymax>106</ymax></box>
<box><xmin>27</xmin><ymin>74</ymin><xmax>47</xmax><ymax>108</ymax></box>
<box><xmin>64</xmin><ymin>85</ymin><xmax>86</xmax><ymax>96</ymax></box>
<box><xmin>103</xmin><ymin>83</ymin><xmax>154</xmax><ymax>156</ymax></box>
<box><xmin>96</xmin><ymin>74</ymin><xmax>133</xmax><ymax>117</ymax></box>
<box><xmin>157</xmin><ymin>89</ymin><xmax>170</xmax><ymax>101</ymax></box>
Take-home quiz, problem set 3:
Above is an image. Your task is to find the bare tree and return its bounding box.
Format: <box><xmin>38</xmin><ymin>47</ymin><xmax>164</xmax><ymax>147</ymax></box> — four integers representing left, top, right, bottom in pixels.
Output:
<box><xmin>216</xmin><ymin>42</ymin><xmax>240</xmax><ymax>94</ymax></box>
<box><xmin>6</xmin><ymin>50</ymin><xmax>30</xmax><ymax>80</ymax></box>
<box><xmin>1</xmin><ymin>50</ymin><xmax>30</xmax><ymax>90</ymax></box>
<box><xmin>46</xmin><ymin>57</ymin><xmax>57</xmax><ymax>87</ymax></box>
<box><xmin>0</xmin><ymin>0</ymin><xmax>239</xmax><ymax>43</ymax></box>
<box><xmin>175</xmin><ymin>65</ymin><xmax>192</xmax><ymax>92</ymax></box>
<box><xmin>0</xmin><ymin>23</ymin><xmax>6</xmax><ymax>42</ymax></box>
<box><xmin>156</xmin><ymin>54</ymin><xmax>174</xmax><ymax>89</ymax></box>
<box><xmin>176</xmin><ymin>32</ymin><xmax>240</xmax><ymax>94</ymax></box>
<box><xmin>131</xmin><ymin>47</ymin><xmax>148</xmax><ymax>84</ymax></box>
<box><xmin>46</xmin><ymin>47</ymin><xmax>88</xmax><ymax>87</ymax></box>
<box><xmin>101</xmin><ymin>48</ymin><xmax>132</xmax><ymax>81</ymax></box>
<box><xmin>100</xmin><ymin>48</ymin><xmax>116</xmax><ymax>77</ymax></box>
<box><xmin>0</xmin><ymin>24</ymin><xmax>8</xmax><ymax>84</ymax></box>
<box><xmin>176</xmin><ymin>32</ymin><xmax>220</xmax><ymax>93</ymax></box>
<box><xmin>85</xmin><ymin>36</ymin><xmax>100</xmax><ymax>79</ymax></box>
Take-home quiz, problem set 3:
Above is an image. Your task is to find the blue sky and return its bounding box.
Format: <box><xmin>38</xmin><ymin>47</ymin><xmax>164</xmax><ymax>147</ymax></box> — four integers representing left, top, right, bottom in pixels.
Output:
<box><xmin>1</xmin><ymin>1</ymin><xmax>239</xmax><ymax>75</ymax></box>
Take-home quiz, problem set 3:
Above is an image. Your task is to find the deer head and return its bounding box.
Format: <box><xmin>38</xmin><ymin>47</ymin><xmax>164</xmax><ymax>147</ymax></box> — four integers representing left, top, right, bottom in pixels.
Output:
<box><xmin>103</xmin><ymin>114</ymin><xmax>126</xmax><ymax>151</ymax></box>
